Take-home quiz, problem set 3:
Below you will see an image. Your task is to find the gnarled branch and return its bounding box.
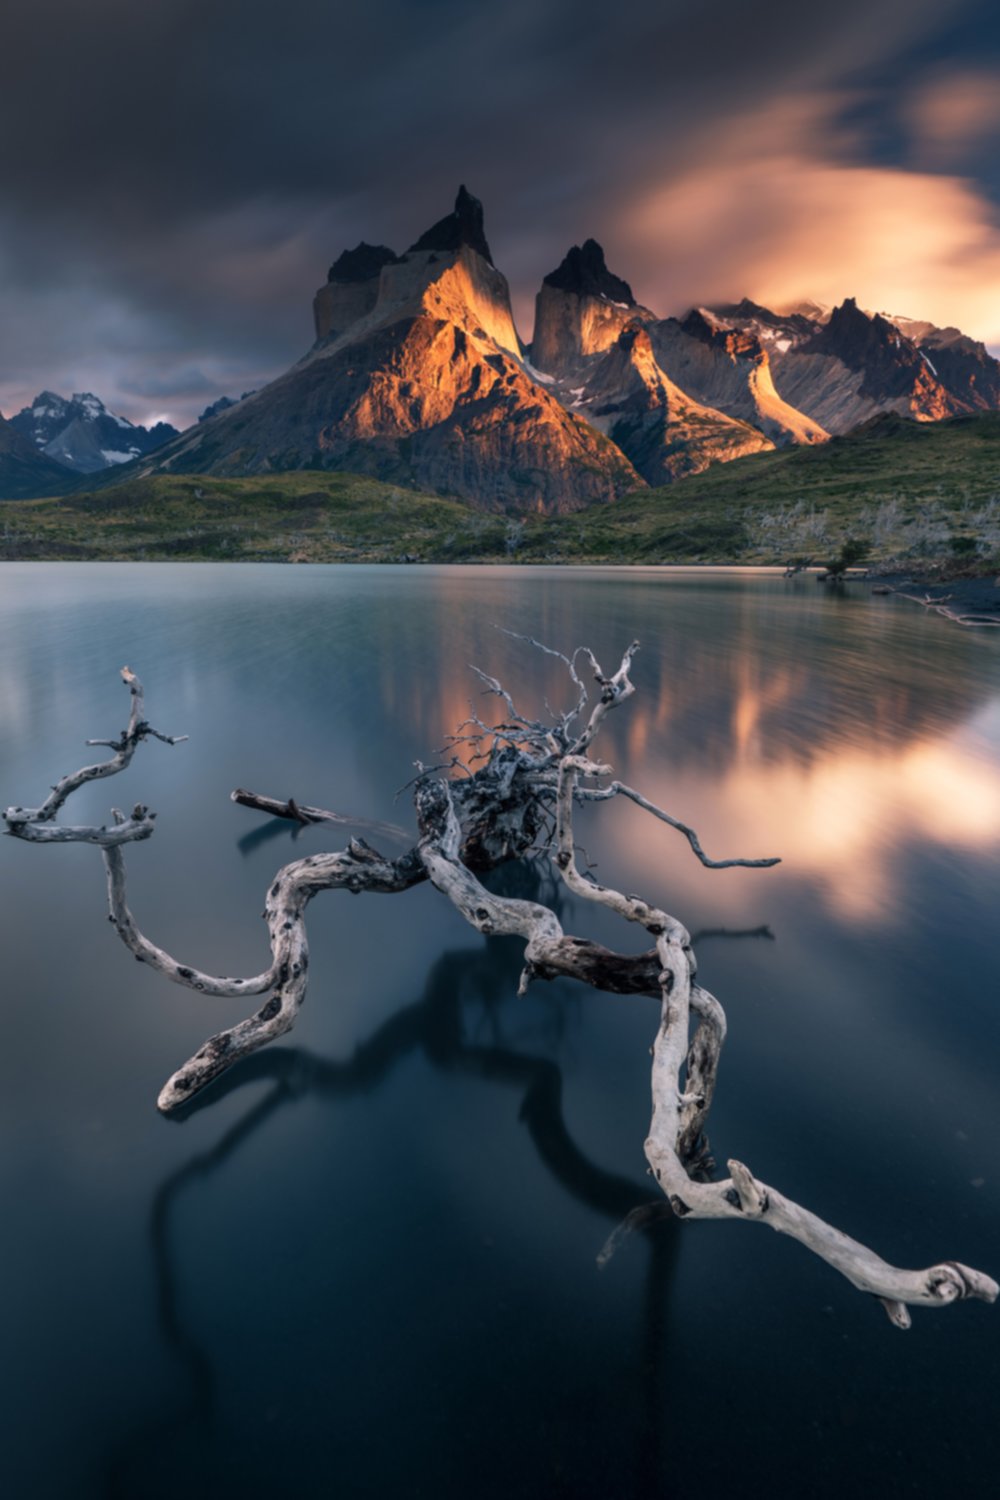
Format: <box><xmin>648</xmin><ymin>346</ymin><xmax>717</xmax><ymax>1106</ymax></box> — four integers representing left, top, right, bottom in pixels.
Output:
<box><xmin>4</xmin><ymin>647</ymin><xmax>995</xmax><ymax>1327</ymax></box>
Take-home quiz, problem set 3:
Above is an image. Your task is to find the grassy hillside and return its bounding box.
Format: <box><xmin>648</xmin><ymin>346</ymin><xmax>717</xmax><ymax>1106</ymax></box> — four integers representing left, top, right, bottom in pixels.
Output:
<box><xmin>527</xmin><ymin>412</ymin><xmax>1000</xmax><ymax>567</ymax></box>
<box><xmin>0</xmin><ymin>471</ymin><xmax>515</xmax><ymax>562</ymax></box>
<box><xmin>1</xmin><ymin>412</ymin><xmax>999</xmax><ymax>567</ymax></box>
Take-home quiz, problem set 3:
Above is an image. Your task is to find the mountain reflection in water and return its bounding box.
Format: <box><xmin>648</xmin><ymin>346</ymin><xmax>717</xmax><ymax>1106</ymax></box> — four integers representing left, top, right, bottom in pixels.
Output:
<box><xmin>0</xmin><ymin>564</ymin><xmax>997</xmax><ymax>1500</ymax></box>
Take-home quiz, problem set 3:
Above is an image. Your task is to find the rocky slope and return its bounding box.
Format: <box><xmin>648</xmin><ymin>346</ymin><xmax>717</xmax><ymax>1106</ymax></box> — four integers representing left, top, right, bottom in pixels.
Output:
<box><xmin>565</xmin><ymin>322</ymin><xmax>773</xmax><ymax>483</ymax></box>
<box><xmin>707</xmin><ymin>297</ymin><xmax>1000</xmax><ymax>433</ymax></box>
<box><xmin>10</xmin><ymin>391</ymin><xmax>178</xmax><ymax>474</ymax></box>
<box><xmin>880</xmin><ymin>315</ymin><xmax>1000</xmax><ymax>413</ymax></box>
<box><xmin>142</xmin><ymin>188</ymin><xmax>641</xmax><ymax>512</ymax></box>
<box><xmin>648</xmin><ymin>310</ymin><xmax>828</xmax><ymax>445</ymax></box>
<box><xmin>0</xmin><ymin>411</ymin><xmax>77</xmax><ymax>499</ymax></box>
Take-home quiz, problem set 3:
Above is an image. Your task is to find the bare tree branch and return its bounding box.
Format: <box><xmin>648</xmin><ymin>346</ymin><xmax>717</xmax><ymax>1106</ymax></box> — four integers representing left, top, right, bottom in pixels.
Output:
<box><xmin>4</xmin><ymin>647</ymin><xmax>996</xmax><ymax>1327</ymax></box>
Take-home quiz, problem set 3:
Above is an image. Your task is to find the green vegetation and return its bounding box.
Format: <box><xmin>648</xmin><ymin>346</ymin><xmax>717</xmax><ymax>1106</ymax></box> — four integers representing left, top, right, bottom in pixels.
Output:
<box><xmin>2</xmin><ymin>412</ymin><xmax>1000</xmax><ymax>569</ymax></box>
<box><xmin>0</xmin><ymin>472</ymin><xmax>511</xmax><ymax>563</ymax></box>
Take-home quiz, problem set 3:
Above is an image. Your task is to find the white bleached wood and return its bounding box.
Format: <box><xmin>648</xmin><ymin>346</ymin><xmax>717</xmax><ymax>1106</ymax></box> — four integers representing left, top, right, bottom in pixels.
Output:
<box><xmin>3</xmin><ymin>666</ymin><xmax>186</xmax><ymax>836</ymax></box>
<box><xmin>4</xmin><ymin>651</ymin><xmax>996</xmax><ymax>1325</ymax></box>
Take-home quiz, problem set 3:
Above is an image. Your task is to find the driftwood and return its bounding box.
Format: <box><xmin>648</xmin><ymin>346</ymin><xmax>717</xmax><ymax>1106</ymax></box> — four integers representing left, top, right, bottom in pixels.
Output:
<box><xmin>4</xmin><ymin>649</ymin><xmax>997</xmax><ymax>1327</ymax></box>
<box><xmin>891</xmin><ymin>586</ymin><xmax>1000</xmax><ymax>628</ymax></box>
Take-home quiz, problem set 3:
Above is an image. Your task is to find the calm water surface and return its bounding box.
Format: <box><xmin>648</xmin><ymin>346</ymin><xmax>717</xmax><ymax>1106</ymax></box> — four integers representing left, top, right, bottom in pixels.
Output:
<box><xmin>0</xmin><ymin>564</ymin><xmax>997</xmax><ymax>1499</ymax></box>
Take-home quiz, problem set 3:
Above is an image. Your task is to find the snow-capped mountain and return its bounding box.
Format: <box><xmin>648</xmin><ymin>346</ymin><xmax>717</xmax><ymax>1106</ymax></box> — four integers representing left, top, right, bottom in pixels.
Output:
<box><xmin>9</xmin><ymin>392</ymin><xmax>178</xmax><ymax>474</ymax></box>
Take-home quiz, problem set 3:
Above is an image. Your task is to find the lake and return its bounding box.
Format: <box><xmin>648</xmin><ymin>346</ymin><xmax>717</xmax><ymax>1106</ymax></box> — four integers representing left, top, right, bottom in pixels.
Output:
<box><xmin>0</xmin><ymin>563</ymin><xmax>997</xmax><ymax>1499</ymax></box>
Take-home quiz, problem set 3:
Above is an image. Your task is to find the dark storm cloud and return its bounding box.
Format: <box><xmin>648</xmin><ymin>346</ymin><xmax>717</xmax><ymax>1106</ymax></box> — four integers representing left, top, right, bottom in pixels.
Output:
<box><xmin>2</xmin><ymin>0</ymin><xmax>999</xmax><ymax>424</ymax></box>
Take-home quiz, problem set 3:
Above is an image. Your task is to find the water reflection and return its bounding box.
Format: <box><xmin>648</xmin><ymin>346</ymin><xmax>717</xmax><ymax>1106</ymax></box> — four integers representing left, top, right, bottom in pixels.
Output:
<box><xmin>1</xmin><ymin>567</ymin><xmax>997</xmax><ymax>1500</ymax></box>
<box><xmin>338</xmin><ymin>573</ymin><xmax>1000</xmax><ymax>926</ymax></box>
<box><xmin>107</xmin><ymin>898</ymin><xmax>680</xmax><ymax>1498</ymax></box>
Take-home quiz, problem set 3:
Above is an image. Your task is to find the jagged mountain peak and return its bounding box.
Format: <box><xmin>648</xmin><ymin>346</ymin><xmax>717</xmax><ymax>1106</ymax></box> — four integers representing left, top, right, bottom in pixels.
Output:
<box><xmin>680</xmin><ymin>308</ymin><xmax>765</xmax><ymax>361</ymax></box>
<box><xmin>709</xmin><ymin>298</ymin><xmax>823</xmax><ymax>340</ymax></box>
<box><xmin>409</xmin><ymin>184</ymin><xmax>493</xmax><ymax>266</ymax></box>
<box><xmin>812</xmin><ymin>298</ymin><xmax>924</xmax><ymax>363</ymax></box>
<box><xmin>327</xmin><ymin>243</ymin><xmax>399</xmax><ymax>285</ymax></box>
<box><xmin>543</xmin><ymin>239</ymin><xmax>635</xmax><ymax>306</ymax></box>
<box><xmin>532</xmin><ymin>242</ymin><xmax>645</xmax><ymax>377</ymax></box>
<box><xmin>9</xmin><ymin>389</ymin><xmax>178</xmax><ymax>474</ymax></box>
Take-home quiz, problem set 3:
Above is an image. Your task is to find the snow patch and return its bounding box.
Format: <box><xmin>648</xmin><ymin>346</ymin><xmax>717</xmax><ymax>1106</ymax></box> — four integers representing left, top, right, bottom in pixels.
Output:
<box><xmin>520</xmin><ymin>357</ymin><xmax>555</xmax><ymax>385</ymax></box>
<box><xmin>100</xmin><ymin>448</ymin><xmax>140</xmax><ymax>465</ymax></box>
<box><xmin>921</xmin><ymin>351</ymin><xmax>938</xmax><ymax>376</ymax></box>
<box><xmin>695</xmin><ymin>306</ymin><xmax>726</xmax><ymax>330</ymax></box>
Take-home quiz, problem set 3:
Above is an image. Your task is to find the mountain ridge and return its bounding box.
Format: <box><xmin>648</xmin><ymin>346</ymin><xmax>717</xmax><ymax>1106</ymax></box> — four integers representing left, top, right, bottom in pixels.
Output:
<box><xmin>6</xmin><ymin>186</ymin><xmax>1000</xmax><ymax>509</ymax></box>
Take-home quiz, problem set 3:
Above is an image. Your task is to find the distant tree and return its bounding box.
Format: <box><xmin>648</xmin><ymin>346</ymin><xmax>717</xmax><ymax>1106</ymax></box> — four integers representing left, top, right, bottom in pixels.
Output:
<box><xmin>825</xmin><ymin>535</ymin><xmax>869</xmax><ymax>578</ymax></box>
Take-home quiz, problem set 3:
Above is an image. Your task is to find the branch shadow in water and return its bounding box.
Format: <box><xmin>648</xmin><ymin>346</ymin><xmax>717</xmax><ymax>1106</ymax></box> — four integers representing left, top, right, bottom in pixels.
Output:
<box><xmin>105</xmin><ymin>862</ymin><xmax>776</xmax><ymax>1497</ymax></box>
<box><xmin>235</xmin><ymin>815</ymin><xmax>309</xmax><ymax>857</ymax></box>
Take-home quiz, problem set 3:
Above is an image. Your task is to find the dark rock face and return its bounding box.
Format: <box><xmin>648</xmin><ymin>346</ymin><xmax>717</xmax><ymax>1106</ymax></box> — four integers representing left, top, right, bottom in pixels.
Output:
<box><xmin>803</xmin><ymin>299</ymin><xmax>955</xmax><ymax>417</ymax></box>
<box><xmin>327</xmin><ymin>243</ymin><xmax>398</xmax><ymax>284</ymax></box>
<box><xmin>316</xmin><ymin>247</ymin><xmax>399</xmax><ymax>342</ymax></box>
<box><xmin>912</xmin><ymin>328</ymin><xmax>1000</xmax><ymax>412</ymax></box>
<box><xmin>409</xmin><ymin>185</ymin><xmax>493</xmax><ymax>266</ymax></box>
<box><xmin>0</xmin><ymin>411</ymin><xmax>76</xmax><ymax>499</ymax></box>
<box><xmin>543</xmin><ymin>240</ymin><xmax>635</xmax><ymax>306</ymax></box>
<box><xmin>680</xmin><ymin>308</ymin><xmax>765</xmax><ymax>361</ymax></box>
<box><xmin>198</xmin><ymin>392</ymin><xmax>256</xmax><ymax>422</ymax></box>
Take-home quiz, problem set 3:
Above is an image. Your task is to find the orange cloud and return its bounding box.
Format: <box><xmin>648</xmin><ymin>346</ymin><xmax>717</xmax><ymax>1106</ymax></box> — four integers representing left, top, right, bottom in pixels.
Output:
<box><xmin>624</xmin><ymin>95</ymin><xmax>1000</xmax><ymax>343</ymax></box>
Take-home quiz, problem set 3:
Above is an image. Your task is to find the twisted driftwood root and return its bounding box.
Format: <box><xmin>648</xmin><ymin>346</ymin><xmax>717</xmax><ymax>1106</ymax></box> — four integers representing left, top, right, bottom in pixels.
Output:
<box><xmin>5</xmin><ymin>653</ymin><xmax>996</xmax><ymax>1326</ymax></box>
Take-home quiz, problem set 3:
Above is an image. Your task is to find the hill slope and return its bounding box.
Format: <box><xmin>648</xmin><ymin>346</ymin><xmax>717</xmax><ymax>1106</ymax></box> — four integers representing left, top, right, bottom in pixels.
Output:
<box><xmin>0</xmin><ymin>413</ymin><xmax>78</xmax><ymax>500</ymax></box>
<box><xmin>533</xmin><ymin>412</ymin><xmax>1000</xmax><ymax>565</ymax></box>
<box><xmin>2</xmin><ymin>412</ymin><xmax>999</xmax><ymax>569</ymax></box>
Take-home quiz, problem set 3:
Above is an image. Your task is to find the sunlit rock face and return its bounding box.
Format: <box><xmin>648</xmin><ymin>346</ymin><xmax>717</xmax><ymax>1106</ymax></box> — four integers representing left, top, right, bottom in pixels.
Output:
<box><xmin>648</xmin><ymin>311</ymin><xmax>828</xmax><ymax>447</ymax></box>
<box><xmin>531</xmin><ymin>239</ymin><xmax>653</xmax><ymax>378</ymax></box>
<box><xmin>150</xmin><ymin>189</ymin><xmax>642</xmax><ymax>513</ymax></box>
<box><xmin>572</xmin><ymin>322</ymin><xmax>773</xmax><ymax>484</ymax></box>
<box><xmin>313</xmin><ymin>243</ymin><xmax>399</xmax><ymax>342</ymax></box>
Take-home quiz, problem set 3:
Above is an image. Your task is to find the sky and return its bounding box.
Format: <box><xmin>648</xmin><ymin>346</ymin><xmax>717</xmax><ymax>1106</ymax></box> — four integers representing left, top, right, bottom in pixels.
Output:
<box><xmin>3</xmin><ymin>0</ymin><xmax>1000</xmax><ymax>430</ymax></box>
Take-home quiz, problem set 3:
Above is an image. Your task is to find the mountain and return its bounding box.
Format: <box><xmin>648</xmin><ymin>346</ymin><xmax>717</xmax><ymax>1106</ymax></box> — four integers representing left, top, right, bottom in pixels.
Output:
<box><xmin>880</xmin><ymin>315</ymin><xmax>1000</xmax><ymax>412</ymax></box>
<box><xmin>55</xmin><ymin>188</ymin><xmax>1000</xmax><ymax>512</ymax></box>
<box><xmin>10</xmin><ymin>392</ymin><xmax>178</xmax><ymax>474</ymax></box>
<box><xmin>648</xmin><ymin>309</ymin><xmax>828</xmax><ymax>446</ymax></box>
<box><xmin>0</xmin><ymin>411</ymin><xmax>78</xmax><ymax>499</ymax></box>
<box><xmin>705</xmin><ymin>297</ymin><xmax>1000</xmax><ymax>433</ymax></box>
<box><xmin>530</xmin><ymin>239</ymin><xmax>654</xmax><ymax>378</ymax></box>
<box><xmin>559</xmin><ymin>321</ymin><xmax>773</xmax><ymax>483</ymax></box>
<box><xmin>198</xmin><ymin>392</ymin><xmax>257</xmax><ymax>422</ymax></box>
<box><xmin>138</xmin><ymin>188</ymin><xmax>641</xmax><ymax>512</ymax></box>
